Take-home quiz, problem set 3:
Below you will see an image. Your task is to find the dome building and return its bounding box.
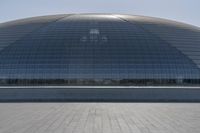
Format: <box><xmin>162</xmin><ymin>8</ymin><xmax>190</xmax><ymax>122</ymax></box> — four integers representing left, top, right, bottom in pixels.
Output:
<box><xmin>0</xmin><ymin>13</ymin><xmax>200</xmax><ymax>86</ymax></box>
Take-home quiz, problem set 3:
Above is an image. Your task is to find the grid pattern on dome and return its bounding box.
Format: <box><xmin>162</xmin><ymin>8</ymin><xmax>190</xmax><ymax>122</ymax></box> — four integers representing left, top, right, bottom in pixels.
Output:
<box><xmin>0</xmin><ymin>14</ymin><xmax>200</xmax><ymax>85</ymax></box>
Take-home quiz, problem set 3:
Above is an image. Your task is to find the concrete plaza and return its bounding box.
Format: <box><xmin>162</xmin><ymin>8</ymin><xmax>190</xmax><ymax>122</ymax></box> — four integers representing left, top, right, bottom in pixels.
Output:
<box><xmin>0</xmin><ymin>103</ymin><xmax>199</xmax><ymax>133</ymax></box>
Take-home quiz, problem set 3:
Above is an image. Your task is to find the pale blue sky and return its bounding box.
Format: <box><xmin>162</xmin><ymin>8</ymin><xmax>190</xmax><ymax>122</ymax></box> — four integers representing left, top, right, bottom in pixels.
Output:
<box><xmin>0</xmin><ymin>0</ymin><xmax>199</xmax><ymax>27</ymax></box>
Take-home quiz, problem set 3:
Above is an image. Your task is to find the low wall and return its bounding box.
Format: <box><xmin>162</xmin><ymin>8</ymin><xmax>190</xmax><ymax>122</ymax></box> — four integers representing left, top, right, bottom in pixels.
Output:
<box><xmin>0</xmin><ymin>87</ymin><xmax>200</xmax><ymax>102</ymax></box>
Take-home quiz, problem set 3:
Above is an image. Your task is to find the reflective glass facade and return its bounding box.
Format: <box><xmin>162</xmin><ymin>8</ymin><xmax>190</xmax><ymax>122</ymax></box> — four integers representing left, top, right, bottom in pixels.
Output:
<box><xmin>0</xmin><ymin>14</ymin><xmax>200</xmax><ymax>86</ymax></box>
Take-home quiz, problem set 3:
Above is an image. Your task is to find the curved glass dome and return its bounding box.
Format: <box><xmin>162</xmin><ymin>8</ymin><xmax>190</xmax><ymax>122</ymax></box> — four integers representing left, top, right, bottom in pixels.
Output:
<box><xmin>0</xmin><ymin>13</ymin><xmax>200</xmax><ymax>86</ymax></box>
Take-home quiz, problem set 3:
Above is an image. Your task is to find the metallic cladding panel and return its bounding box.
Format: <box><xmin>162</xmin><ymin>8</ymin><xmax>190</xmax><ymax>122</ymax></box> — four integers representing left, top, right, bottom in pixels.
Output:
<box><xmin>119</xmin><ymin>15</ymin><xmax>200</xmax><ymax>69</ymax></box>
<box><xmin>0</xmin><ymin>14</ymin><xmax>200</xmax><ymax>85</ymax></box>
<box><xmin>0</xmin><ymin>14</ymin><xmax>68</xmax><ymax>52</ymax></box>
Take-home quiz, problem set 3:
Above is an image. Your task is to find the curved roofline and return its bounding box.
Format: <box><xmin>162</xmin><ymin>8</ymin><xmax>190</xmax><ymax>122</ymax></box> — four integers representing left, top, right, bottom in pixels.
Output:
<box><xmin>0</xmin><ymin>13</ymin><xmax>199</xmax><ymax>30</ymax></box>
<box><xmin>112</xmin><ymin>13</ymin><xmax>200</xmax><ymax>30</ymax></box>
<box><xmin>0</xmin><ymin>13</ymin><xmax>200</xmax><ymax>86</ymax></box>
<box><xmin>0</xmin><ymin>14</ymin><xmax>68</xmax><ymax>26</ymax></box>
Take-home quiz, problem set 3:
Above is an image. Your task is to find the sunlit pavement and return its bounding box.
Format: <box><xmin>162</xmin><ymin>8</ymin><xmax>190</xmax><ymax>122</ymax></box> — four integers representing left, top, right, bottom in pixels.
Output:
<box><xmin>0</xmin><ymin>103</ymin><xmax>199</xmax><ymax>133</ymax></box>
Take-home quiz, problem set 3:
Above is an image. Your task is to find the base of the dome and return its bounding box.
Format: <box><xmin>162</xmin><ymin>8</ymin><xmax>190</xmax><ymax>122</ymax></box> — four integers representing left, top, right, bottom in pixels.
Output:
<box><xmin>0</xmin><ymin>86</ymin><xmax>200</xmax><ymax>102</ymax></box>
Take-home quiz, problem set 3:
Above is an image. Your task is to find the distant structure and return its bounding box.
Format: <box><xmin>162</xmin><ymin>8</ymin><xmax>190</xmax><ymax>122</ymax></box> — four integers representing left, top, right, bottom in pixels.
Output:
<box><xmin>0</xmin><ymin>13</ymin><xmax>200</xmax><ymax>86</ymax></box>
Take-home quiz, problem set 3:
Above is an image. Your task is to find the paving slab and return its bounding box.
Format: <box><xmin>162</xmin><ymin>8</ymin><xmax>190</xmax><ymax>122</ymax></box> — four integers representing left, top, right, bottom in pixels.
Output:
<box><xmin>0</xmin><ymin>103</ymin><xmax>199</xmax><ymax>133</ymax></box>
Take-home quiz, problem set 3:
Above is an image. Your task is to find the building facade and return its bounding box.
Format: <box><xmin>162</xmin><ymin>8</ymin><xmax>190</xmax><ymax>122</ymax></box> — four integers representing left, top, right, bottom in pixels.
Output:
<box><xmin>0</xmin><ymin>14</ymin><xmax>200</xmax><ymax>86</ymax></box>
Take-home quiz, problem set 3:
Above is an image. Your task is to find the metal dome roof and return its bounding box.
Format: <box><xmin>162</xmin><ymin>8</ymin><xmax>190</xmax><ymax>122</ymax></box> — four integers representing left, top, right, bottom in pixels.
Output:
<box><xmin>0</xmin><ymin>14</ymin><xmax>200</xmax><ymax>86</ymax></box>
